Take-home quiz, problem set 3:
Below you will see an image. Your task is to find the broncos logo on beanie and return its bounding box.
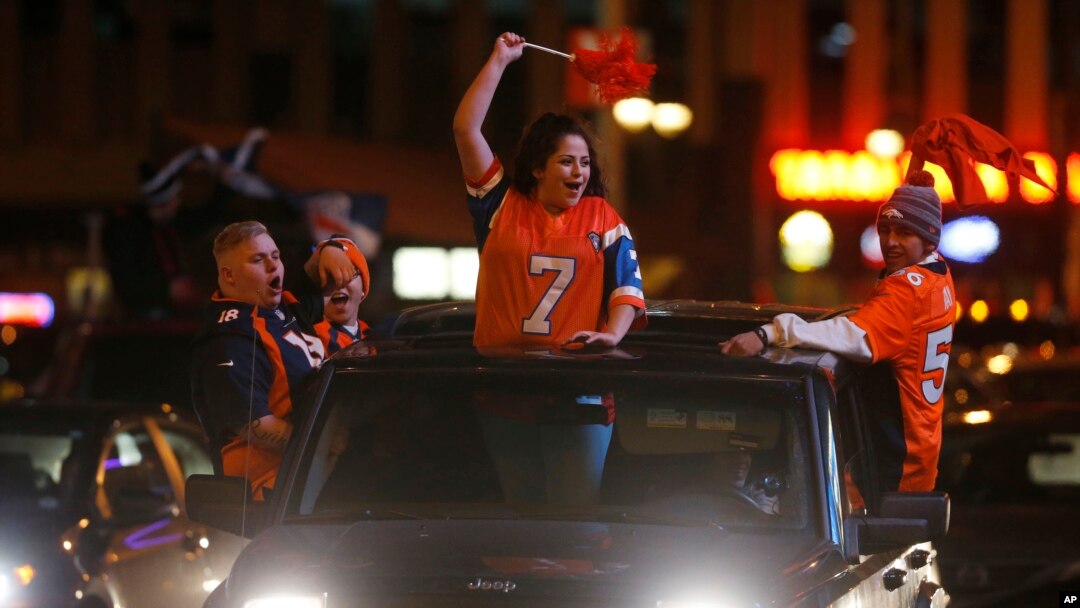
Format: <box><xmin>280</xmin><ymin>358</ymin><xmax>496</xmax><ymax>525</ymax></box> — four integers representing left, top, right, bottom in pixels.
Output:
<box><xmin>877</xmin><ymin>170</ymin><xmax>942</xmax><ymax>246</ymax></box>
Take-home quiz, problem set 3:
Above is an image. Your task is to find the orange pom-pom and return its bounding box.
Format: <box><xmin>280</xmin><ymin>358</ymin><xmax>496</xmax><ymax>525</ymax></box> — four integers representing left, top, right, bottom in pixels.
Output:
<box><xmin>907</xmin><ymin>169</ymin><xmax>935</xmax><ymax>188</ymax></box>
<box><xmin>571</xmin><ymin>28</ymin><xmax>656</xmax><ymax>104</ymax></box>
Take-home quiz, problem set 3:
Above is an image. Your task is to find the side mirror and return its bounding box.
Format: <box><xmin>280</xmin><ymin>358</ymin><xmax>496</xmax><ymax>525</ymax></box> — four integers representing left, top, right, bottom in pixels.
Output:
<box><xmin>878</xmin><ymin>491</ymin><xmax>950</xmax><ymax>538</ymax></box>
<box><xmin>185</xmin><ymin>474</ymin><xmax>268</xmax><ymax>538</ymax></box>
<box><xmin>843</xmin><ymin>492</ymin><xmax>950</xmax><ymax>562</ymax></box>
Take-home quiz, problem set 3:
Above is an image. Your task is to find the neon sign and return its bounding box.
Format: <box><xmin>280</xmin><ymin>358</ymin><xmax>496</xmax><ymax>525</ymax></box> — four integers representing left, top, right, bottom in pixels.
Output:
<box><xmin>0</xmin><ymin>292</ymin><xmax>55</xmax><ymax>327</ymax></box>
<box><xmin>771</xmin><ymin>150</ymin><xmax>1071</xmax><ymax>204</ymax></box>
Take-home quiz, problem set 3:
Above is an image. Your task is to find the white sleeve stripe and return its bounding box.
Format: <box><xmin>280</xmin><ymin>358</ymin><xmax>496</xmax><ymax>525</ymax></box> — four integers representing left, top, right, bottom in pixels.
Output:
<box><xmin>601</xmin><ymin>224</ymin><xmax>633</xmax><ymax>250</ymax></box>
<box><xmin>465</xmin><ymin>165</ymin><xmax>505</xmax><ymax>198</ymax></box>
<box><xmin>610</xmin><ymin>286</ymin><xmax>644</xmax><ymax>301</ymax></box>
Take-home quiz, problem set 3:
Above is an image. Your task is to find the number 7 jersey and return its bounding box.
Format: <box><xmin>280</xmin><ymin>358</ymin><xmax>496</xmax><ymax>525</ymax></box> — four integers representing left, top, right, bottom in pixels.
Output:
<box><xmin>466</xmin><ymin>159</ymin><xmax>646</xmax><ymax>348</ymax></box>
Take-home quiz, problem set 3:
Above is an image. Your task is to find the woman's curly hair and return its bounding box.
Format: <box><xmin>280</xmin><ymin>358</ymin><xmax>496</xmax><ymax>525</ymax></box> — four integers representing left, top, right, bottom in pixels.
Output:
<box><xmin>512</xmin><ymin>113</ymin><xmax>606</xmax><ymax>199</ymax></box>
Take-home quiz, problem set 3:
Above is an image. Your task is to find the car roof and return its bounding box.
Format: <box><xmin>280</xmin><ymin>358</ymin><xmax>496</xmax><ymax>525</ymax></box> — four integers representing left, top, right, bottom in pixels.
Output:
<box><xmin>335</xmin><ymin>300</ymin><xmax>856</xmax><ymax>382</ymax></box>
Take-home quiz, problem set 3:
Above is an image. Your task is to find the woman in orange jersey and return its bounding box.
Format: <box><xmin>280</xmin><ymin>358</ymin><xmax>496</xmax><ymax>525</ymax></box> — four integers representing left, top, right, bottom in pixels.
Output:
<box><xmin>453</xmin><ymin>32</ymin><xmax>646</xmax><ymax>505</ymax></box>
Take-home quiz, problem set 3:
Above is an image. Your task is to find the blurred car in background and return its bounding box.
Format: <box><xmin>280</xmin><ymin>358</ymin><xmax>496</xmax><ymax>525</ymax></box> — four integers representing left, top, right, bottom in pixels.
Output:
<box><xmin>941</xmin><ymin>342</ymin><xmax>1080</xmax><ymax>421</ymax></box>
<box><xmin>935</xmin><ymin>345</ymin><xmax>1080</xmax><ymax>607</ymax></box>
<box><xmin>0</xmin><ymin>401</ymin><xmax>243</xmax><ymax>608</ymax></box>
<box><xmin>940</xmin><ymin>345</ymin><xmax>1003</xmax><ymax>422</ymax></box>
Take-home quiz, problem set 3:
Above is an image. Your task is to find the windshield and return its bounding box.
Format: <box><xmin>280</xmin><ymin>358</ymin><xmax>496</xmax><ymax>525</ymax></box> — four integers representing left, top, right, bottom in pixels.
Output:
<box><xmin>0</xmin><ymin>416</ymin><xmax>95</xmax><ymax>517</ymax></box>
<box><xmin>289</xmin><ymin>368</ymin><xmax>813</xmax><ymax>532</ymax></box>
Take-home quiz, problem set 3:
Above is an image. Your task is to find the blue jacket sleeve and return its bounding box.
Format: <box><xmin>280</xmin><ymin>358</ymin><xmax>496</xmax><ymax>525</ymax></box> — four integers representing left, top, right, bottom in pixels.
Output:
<box><xmin>195</xmin><ymin>332</ymin><xmax>273</xmax><ymax>443</ymax></box>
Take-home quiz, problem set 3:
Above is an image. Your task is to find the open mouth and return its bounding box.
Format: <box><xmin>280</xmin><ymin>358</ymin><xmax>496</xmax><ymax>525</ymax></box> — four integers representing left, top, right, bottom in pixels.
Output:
<box><xmin>268</xmin><ymin>276</ymin><xmax>282</xmax><ymax>291</ymax></box>
<box><xmin>564</xmin><ymin>181</ymin><xmax>583</xmax><ymax>194</ymax></box>
<box><xmin>330</xmin><ymin>293</ymin><xmax>349</xmax><ymax>305</ymax></box>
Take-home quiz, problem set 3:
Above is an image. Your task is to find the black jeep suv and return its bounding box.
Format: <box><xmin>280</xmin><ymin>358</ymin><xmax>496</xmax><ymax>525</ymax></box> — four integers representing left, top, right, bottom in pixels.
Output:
<box><xmin>187</xmin><ymin>301</ymin><xmax>950</xmax><ymax>608</ymax></box>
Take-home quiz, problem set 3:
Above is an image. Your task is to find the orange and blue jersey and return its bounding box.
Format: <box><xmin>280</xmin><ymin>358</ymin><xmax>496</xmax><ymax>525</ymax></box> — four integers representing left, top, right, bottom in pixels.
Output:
<box><xmin>849</xmin><ymin>254</ymin><xmax>956</xmax><ymax>492</ymax></box>
<box><xmin>466</xmin><ymin>158</ymin><xmax>645</xmax><ymax>348</ymax></box>
<box><xmin>314</xmin><ymin>319</ymin><xmax>370</xmax><ymax>356</ymax></box>
<box><xmin>191</xmin><ymin>290</ymin><xmax>326</xmax><ymax>498</ymax></box>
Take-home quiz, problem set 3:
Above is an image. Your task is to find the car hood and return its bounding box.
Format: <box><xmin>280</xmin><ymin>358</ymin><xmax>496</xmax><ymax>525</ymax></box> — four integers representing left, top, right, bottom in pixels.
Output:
<box><xmin>223</xmin><ymin>519</ymin><xmax>827</xmax><ymax>604</ymax></box>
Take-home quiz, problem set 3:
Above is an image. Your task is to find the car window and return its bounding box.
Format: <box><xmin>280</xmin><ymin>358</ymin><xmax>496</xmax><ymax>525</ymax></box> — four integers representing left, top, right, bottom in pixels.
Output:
<box><xmin>0</xmin><ymin>412</ymin><xmax>100</xmax><ymax>514</ymax></box>
<box><xmin>833</xmin><ymin>385</ymin><xmax>870</xmax><ymax>516</ymax></box>
<box><xmin>0</xmin><ymin>436</ymin><xmax>68</xmax><ymax>511</ymax></box>
<box><xmin>290</xmin><ymin>369</ymin><xmax>813</xmax><ymax>532</ymax></box>
<box><xmin>159</xmin><ymin>427</ymin><xmax>214</xmax><ymax>478</ymax></box>
<box><xmin>1029</xmin><ymin>433</ymin><xmax>1080</xmax><ymax>485</ymax></box>
<box><xmin>100</xmin><ymin>425</ymin><xmax>177</xmax><ymax>520</ymax></box>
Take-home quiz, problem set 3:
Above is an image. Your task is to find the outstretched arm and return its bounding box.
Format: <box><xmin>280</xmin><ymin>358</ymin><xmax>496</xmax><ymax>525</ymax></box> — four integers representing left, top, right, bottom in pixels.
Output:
<box><xmin>453</xmin><ymin>33</ymin><xmax>525</xmax><ymax>180</ymax></box>
<box><xmin>720</xmin><ymin>314</ymin><xmax>873</xmax><ymax>362</ymax></box>
<box><xmin>566</xmin><ymin>304</ymin><xmax>637</xmax><ymax>348</ymax></box>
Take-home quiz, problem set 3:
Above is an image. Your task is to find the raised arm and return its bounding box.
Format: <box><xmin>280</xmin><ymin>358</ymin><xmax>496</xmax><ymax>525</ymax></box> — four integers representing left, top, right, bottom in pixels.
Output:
<box><xmin>304</xmin><ymin>238</ymin><xmax>357</xmax><ymax>290</ymax></box>
<box><xmin>453</xmin><ymin>33</ymin><xmax>525</xmax><ymax>180</ymax></box>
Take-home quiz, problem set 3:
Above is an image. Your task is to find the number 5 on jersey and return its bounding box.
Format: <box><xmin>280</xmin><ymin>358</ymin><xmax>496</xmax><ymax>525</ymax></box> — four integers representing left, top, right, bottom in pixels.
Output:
<box><xmin>921</xmin><ymin>324</ymin><xmax>953</xmax><ymax>404</ymax></box>
<box><xmin>522</xmin><ymin>255</ymin><xmax>576</xmax><ymax>335</ymax></box>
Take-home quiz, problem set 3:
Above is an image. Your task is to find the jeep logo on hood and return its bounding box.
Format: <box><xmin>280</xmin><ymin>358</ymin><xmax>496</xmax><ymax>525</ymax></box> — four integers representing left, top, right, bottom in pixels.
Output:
<box><xmin>467</xmin><ymin>578</ymin><xmax>517</xmax><ymax>592</ymax></box>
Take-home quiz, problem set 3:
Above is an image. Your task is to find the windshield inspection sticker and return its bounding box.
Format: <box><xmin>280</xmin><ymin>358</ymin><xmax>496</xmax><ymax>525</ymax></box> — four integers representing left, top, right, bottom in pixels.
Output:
<box><xmin>696</xmin><ymin>410</ymin><xmax>736</xmax><ymax>431</ymax></box>
<box><xmin>646</xmin><ymin>408</ymin><xmax>688</xmax><ymax>428</ymax></box>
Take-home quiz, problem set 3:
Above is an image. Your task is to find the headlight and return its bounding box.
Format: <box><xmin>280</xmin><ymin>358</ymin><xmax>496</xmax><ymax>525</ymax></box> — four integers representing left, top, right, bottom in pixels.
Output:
<box><xmin>1</xmin><ymin>564</ymin><xmax>36</xmax><ymax>600</ymax></box>
<box><xmin>14</xmin><ymin>564</ymin><xmax>35</xmax><ymax>586</ymax></box>
<box><xmin>243</xmin><ymin>596</ymin><xmax>325</xmax><ymax>608</ymax></box>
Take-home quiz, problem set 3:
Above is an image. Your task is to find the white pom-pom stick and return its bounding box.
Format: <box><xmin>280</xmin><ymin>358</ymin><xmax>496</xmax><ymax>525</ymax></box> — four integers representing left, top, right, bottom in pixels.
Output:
<box><xmin>522</xmin><ymin>42</ymin><xmax>574</xmax><ymax>61</ymax></box>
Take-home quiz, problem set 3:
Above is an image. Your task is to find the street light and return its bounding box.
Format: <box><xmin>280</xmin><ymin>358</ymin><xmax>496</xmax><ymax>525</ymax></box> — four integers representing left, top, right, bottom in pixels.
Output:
<box><xmin>611</xmin><ymin>98</ymin><xmax>693</xmax><ymax>138</ymax></box>
<box><xmin>612</xmin><ymin>97</ymin><xmax>655</xmax><ymax>133</ymax></box>
<box><xmin>865</xmin><ymin>128</ymin><xmax>904</xmax><ymax>159</ymax></box>
<box><xmin>651</xmin><ymin>103</ymin><xmax>693</xmax><ymax>138</ymax></box>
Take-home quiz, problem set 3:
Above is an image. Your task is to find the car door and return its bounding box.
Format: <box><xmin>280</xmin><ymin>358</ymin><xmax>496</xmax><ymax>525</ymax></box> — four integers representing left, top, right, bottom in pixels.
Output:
<box><xmin>91</xmin><ymin>418</ymin><xmax>206</xmax><ymax>608</ymax></box>
<box><xmin>826</xmin><ymin>377</ymin><xmax>946</xmax><ymax>608</ymax></box>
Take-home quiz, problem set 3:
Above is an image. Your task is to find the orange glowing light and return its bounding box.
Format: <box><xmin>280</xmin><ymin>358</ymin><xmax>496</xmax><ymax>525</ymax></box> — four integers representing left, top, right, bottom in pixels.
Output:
<box><xmin>773</xmin><ymin>149</ymin><xmax>1074</xmax><ymax>204</ymax></box>
<box><xmin>1020</xmin><ymin>152</ymin><xmax>1057</xmax><ymax>204</ymax></box>
<box><xmin>1009</xmin><ymin>299</ymin><xmax>1029</xmax><ymax>322</ymax></box>
<box><xmin>770</xmin><ymin>149</ymin><xmax>901</xmax><ymax>202</ymax></box>
<box><xmin>922</xmin><ymin>162</ymin><xmax>956</xmax><ymax>204</ymax></box>
<box><xmin>974</xmin><ymin>163</ymin><xmax>1009</xmax><ymax>203</ymax></box>
<box><xmin>970</xmin><ymin>300</ymin><xmax>989</xmax><ymax>324</ymax></box>
<box><xmin>15</xmin><ymin>564</ymin><xmax>35</xmax><ymax>586</ymax></box>
<box><xmin>1067</xmin><ymin>153</ymin><xmax>1080</xmax><ymax>204</ymax></box>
